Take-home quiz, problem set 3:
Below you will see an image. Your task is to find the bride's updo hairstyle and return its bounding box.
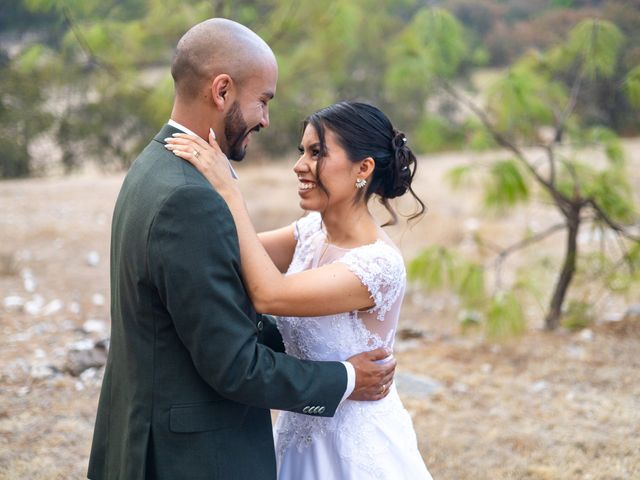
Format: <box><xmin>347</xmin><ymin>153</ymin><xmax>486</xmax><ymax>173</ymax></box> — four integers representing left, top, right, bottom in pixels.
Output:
<box><xmin>303</xmin><ymin>101</ymin><xmax>425</xmax><ymax>225</ymax></box>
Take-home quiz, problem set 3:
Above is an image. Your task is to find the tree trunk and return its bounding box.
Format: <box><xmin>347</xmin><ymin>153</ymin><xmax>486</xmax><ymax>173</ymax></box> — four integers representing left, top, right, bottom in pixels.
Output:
<box><xmin>545</xmin><ymin>209</ymin><xmax>581</xmax><ymax>330</ymax></box>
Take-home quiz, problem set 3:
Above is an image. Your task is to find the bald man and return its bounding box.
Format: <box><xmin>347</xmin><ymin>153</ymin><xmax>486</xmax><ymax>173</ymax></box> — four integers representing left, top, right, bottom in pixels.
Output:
<box><xmin>87</xmin><ymin>18</ymin><xmax>395</xmax><ymax>480</ymax></box>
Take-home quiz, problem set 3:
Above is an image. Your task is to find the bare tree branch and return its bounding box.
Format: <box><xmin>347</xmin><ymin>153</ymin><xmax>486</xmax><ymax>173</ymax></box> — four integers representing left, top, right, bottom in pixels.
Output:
<box><xmin>439</xmin><ymin>80</ymin><xmax>573</xmax><ymax>214</ymax></box>
<box><xmin>487</xmin><ymin>222</ymin><xmax>567</xmax><ymax>290</ymax></box>
<box><xmin>492</xmin><ymin>222</ymin><xmax>567</xmax><ymax>265</ymax></box>
<box><xmin>553</xmin><ymin>67</ymin><xmax>585</xmax><ymax>143</ymax></box>
<box><xmin>586</xmin><ymin>198</ymin><xmax>640</xmax><ymax>242</ymax></box>
<box><xmin>543</xmin><ymin>144</ymin><xmax>556</xmax><ymax>187</ymax></box>
<box><xmin>559</xmin><ymin>157</ymin><xmax>583</xmax><ymax>201</ymax></box>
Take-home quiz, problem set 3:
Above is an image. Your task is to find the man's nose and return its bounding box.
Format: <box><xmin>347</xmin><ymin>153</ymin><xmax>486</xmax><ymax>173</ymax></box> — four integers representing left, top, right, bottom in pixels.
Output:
<box><xmin>260</xmin><ymin>106</ymin><xmax>270</xmax><ymax>129</ymax></box>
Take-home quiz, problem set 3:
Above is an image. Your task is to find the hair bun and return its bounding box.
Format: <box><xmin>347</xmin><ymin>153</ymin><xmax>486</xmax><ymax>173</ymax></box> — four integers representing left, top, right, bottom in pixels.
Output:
<box><xmin>379</xmin><ymin>130</ymin><xmax>413</xmax><ymax>199</ymax></box>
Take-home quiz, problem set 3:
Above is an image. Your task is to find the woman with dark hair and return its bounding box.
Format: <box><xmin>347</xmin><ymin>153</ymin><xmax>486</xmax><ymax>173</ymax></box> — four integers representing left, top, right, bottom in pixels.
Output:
<box><xmin>165</xmin><ymin>102</ymin><xmax>432</xmax><ymax>479</ymax></box>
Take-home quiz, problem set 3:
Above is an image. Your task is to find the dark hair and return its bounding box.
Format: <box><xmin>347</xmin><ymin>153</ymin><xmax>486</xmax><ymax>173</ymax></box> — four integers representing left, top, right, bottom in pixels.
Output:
<box><xmin>303</xmin><ymin>102</ymin><xmax>425</xmax><ymax>225</ymax></box>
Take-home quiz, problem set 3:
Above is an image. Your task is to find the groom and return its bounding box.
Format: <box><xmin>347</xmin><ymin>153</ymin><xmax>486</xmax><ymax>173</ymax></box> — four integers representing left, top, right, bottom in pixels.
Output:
<box><xmin>88</xmin><ymin>18</ymin><xmax>395</xmax><ymax>480</ymax></box>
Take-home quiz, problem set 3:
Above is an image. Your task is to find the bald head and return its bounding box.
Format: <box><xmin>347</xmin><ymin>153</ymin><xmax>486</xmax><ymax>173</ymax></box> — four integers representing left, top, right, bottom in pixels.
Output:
<box><xmin>171</xmin><ymin>18</ymin><xmax>276</xmax><ymax>101</ymax></box>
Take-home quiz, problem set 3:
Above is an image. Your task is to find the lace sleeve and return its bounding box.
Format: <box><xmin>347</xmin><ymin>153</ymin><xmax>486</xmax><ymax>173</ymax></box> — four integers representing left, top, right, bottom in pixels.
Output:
<box><xmin>293</xmin><ymin>212</ymin><xmax>322</xmax><ymax>243</ymax></box>
<box><xmin>337</xmin><ymin>242</ymin><xmax>406</xmax><ymax>321</ymax></box>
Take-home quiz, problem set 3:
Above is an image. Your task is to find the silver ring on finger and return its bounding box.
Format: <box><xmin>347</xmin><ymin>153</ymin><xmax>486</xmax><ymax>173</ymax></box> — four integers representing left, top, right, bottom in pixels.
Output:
<box><xmin>193</xmin><ymin>149</ymin><xmax>200</xmax><ymax>158</ymax></box>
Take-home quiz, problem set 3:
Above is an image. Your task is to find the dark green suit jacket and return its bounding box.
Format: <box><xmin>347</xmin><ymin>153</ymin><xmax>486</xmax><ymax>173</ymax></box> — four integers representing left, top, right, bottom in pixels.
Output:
<box><xmin>88</xmin><ymin>125</ymin><xmax>347</xmax><ymax>480</ymax></box>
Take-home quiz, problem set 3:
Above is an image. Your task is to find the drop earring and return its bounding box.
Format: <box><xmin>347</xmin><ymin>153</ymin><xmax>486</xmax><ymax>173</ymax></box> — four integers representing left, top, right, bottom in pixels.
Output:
<box><xmin>355</xmin><ymin>178</ymin><xmax>367</xmax><ymax>189</ymax></box>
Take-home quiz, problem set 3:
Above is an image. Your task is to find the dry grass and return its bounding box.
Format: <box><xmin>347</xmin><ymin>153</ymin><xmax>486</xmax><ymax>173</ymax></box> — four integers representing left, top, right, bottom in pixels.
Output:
<box><xmin>1</xmin><ymin>140</ymin><xmax>639</xmax><ymax>479</ymax></box>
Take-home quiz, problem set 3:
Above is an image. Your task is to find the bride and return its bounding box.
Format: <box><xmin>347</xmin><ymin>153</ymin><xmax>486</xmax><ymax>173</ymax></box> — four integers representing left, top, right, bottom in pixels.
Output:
<box><xmin>165</xmin><ymin>101</ymin><xmax>433</xmax><ymax>479</ymax></box>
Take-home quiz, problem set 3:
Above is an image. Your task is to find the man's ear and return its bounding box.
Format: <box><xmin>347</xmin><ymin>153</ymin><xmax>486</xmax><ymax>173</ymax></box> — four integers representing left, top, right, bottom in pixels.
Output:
<box><xmin>210</xmin><ymin>74</ymin><xmax>234</xmax><ymax>110</ymax></box>
<box><xmin>359</xmin><ymin>157</ymin><xmax>375</xmax><ymax>179</ymax></box>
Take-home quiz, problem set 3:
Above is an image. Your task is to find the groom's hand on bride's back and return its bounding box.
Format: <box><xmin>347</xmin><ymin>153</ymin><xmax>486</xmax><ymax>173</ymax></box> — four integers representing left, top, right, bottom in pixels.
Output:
<box><xmin>347</xmin><ymin>347</ymin><xmax>396</xmax><ymax>401</ymax></box>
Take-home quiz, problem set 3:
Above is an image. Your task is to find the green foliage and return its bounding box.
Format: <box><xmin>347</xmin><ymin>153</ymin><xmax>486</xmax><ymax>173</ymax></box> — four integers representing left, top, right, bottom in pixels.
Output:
<box><xmin>385</xmin><ymin>7</ymin><xmax>469</xmax><ymax>126</ymax></box>
<box><xmin>466</xmin><ymin>121</ymin><xmax>497</xmax><ymax>151</ymax></box>
<box><xmin>561</xmin><ymin>300</ymin><xmax>594</xmax><ymax>330</ymax></box>
<box><xmin>485</xmin><ymin>291</ymin><xmax>526</xmax><ymax>340</ymax></box>
<box><xmin>586</xmin><ymin>169</ymin><xmax>637</xmax><ymax>223</ymax></box>
<box><xmin>413</xmin><ymin>116</ymin><xmax>466</xmax><ymax>153</ymax></box>
<box><xmin>624</xmin><ymin>65</ymin><xmax>640</xmax><ymax>107</ymax></box>
<box><xmin>407</xmin><ymin>245</ymin><xmax>486</xmax><ymax>308</ymax></box>
<box><xmin>483</xmin><ymin>159</ymin><xmax>530</xmax><ymax>210</ymax></box>
<box><xmin>446</xmin><ymin>164</ymin><xmax>475</xmax><ymax>189</ymax></box>
<box><xmin>3</xmin><ymin>0</ymin><xmax>639</xmax><ymax>176</ymax></box>
<box><xmin>487</xmin><ymin>64</ymin><xmax>566</xmax><ymax>138</ymax></box>
<box><xmin>588</xmin><ymin>127</ymin><xmax>625</xmax><ymax>166</ymax></box>
<box><xmin>565</xmin><ymin>19</ymin><xmax>624</xmax><ymax>79</ymax></box>
<box><xmin>603</xmin><ymin>242</ymin><xmax>640</xmax><ymax>296</ymax></box>
<box><xmin>0</xmin><ymin>52</ymin><xmax>54</xmax><ymax>177</ymax></box>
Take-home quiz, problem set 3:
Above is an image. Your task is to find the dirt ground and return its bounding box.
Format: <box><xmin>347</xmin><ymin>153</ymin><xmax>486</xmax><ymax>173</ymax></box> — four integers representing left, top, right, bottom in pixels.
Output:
<box><xmin>1</xmin><ymin>141</ymin><xmax>639</xmax><ymax>479</ymax></box>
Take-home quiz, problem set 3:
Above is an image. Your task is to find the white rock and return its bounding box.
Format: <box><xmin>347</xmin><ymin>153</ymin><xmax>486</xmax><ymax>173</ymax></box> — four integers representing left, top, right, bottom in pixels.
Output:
<box><xmin>68</xmin><ymin>302</ymin><xmax>81</xmax><ymax>314</ymax></box>
<box><xmin>21</xmin><ymin>268</ymin><xmax>36</xmax><ymax>292</ymax></box>
<box><xmin>3</xmin><ymin>295</ymin><xmax>24</xmax><ymax>310</ymax></box>
<box><xmin>80</xmin><ymin>367</ymin><xmax>98</xmax><ymax>382</ymax></box>
<box><xmin>480</xmin><ymin>363</ymin><xmax>493</xmax><ymax>374</ymax></box>
<box><xmin>42</xmin><ymin>299</ymin><xmax>64</xmax><ymax>316</ymax></box>
<box><xmin>83</xmin><ymin>319</ymin><xmax>107</xmax><ymax>334</ymax></box>
<box><xmin>24</xmin><ymin>295</ymin><xmax>44</xmax><ymax>315</ymax></box>
<box><xmin>625</xmin><ymin>304</ymin><xmax>640</xmax><ymax>319</ymax></box>
<box><xmin>602</xmin><ymin>312</ymin><xmax>623</xmax><ymax>322</ymax></box>
<box><xmin>75</xmin><ymin>381</ymin><xmax>85</xmax><ymax>391</ymax></box>
<box><xmin>69</xmin><ymin>339</ymin><xmax>95</xmax><ymax>351</ymax></box>
<box><xmin>86</xmin><ymin>251</ymin><xmax>100</xmax><ymax>267</ymax></box>
<box><xmin>395</xmin><ymin>372</ymin><xmax>444</xmax><ymax>397</ymax></box>
<box><xmin>30</xmin><ymin>364</ymin><xmax>56</xmax><ymax>380</ymax></box>
<box><xmin>91</xmin><ymin>293</ymin><xmax>105</xmax><ymax>306</ymax></box>
<box><xmin>452</xmin><ymin>382</ymin><xmax>469</xmax><ymax>393</ymax></box>
<box><xmin>17</xmin><ymin>386</ymin><xmax>31</xmax><ymax>397</ymax></box>
<box><xmin>23</xmin><ymin>277</ymin><xmax>36</xmax><ymax>293</ymax></box>
<box><xmin>530</xmin><ymin>380</ymin><xmax>549</xmax><ymax>393</ymax></box>
<box><xmin>464</xmin><ymin>217</ymin><xmax>480</xmax><ymax>232</ymax></box>
<box><xmin>34</xmin><ymin>349</ymin><xmax>46</xmax><ymax>359</ymax></box>
<box><xmin>579</xmin><ymin>329</ymin><xmax>594</xmax><ymax>342</ymax></box>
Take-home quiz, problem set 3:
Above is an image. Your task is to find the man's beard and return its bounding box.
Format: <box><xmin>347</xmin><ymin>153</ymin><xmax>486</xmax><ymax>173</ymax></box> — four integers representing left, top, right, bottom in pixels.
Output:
<box><xmin>224</xmin><ymin>101</ymin><xmax>260</xmax><ymax>161</ymax></box>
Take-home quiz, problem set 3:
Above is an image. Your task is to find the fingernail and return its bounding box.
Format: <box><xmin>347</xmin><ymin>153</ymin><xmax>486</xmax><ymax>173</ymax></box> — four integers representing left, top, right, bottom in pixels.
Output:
<box><xmin>164</xmin><ymin>137</ymin><xmax>172</xmax><ymax>142</ymax></box>
<box><xmin>209</xmin><ymin>128</ymin><xmax>216</xmax><ymax>140</ymax></box>
<box><xmin>172</xmin><ymin>133</ymin><xmax>181</xmax><ymax>137</ymax></box>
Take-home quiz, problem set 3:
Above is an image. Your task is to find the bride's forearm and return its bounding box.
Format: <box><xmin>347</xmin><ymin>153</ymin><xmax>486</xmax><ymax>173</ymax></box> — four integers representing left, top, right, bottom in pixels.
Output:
<box><xmin>221</xmin><ymin>188</ymin><xmax>285</xmax><ymax>312</ymax></box>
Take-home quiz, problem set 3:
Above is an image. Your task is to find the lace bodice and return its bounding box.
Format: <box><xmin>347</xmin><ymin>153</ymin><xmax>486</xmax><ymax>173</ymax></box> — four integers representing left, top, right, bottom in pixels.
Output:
<box><xmin>277</xmin><ymin>212</ymin><xmax>406</xmax><ymax>361</ymax></box>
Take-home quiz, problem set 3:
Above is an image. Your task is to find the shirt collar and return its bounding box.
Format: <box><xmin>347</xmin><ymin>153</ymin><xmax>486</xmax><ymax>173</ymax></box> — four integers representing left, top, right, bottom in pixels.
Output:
<box><xmin>168</xmin><ymin>119</ymin><xmax>199</xmax><ymax>137</ymax></box>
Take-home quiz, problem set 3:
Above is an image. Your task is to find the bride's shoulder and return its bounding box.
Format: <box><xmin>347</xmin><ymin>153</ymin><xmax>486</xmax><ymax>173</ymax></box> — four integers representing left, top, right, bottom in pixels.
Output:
<box><xmin>351</xmin><ymin>240</ymin><xmax>404</xmax><ymax>271</ymax></box>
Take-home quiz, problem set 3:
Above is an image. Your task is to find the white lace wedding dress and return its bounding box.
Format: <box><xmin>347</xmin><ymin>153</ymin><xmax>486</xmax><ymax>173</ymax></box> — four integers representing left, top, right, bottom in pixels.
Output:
<box><xmin>274</xmin><ymin>212</ymin><xmax>433</xmax><ymax>480</ymax></box>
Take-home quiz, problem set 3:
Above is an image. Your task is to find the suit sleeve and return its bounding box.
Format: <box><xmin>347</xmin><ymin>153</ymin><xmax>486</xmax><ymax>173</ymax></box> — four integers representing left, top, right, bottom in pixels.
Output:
<box><xmin>260</xmin><ymin>314</ymin><xmax>286</xmax><ymax>353</ymax></box>
<box><xmin>148</xmin><ymin>184</ymin><xmax>346</xmax><ymax>416</ymax></box>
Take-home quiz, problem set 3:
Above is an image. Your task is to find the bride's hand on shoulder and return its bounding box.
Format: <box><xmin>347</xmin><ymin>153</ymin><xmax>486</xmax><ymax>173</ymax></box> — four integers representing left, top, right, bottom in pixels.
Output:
<box><xmin>165</xmin><ymin>129</ymin><xmax>238</xmax><ymax>195</ymax></box>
